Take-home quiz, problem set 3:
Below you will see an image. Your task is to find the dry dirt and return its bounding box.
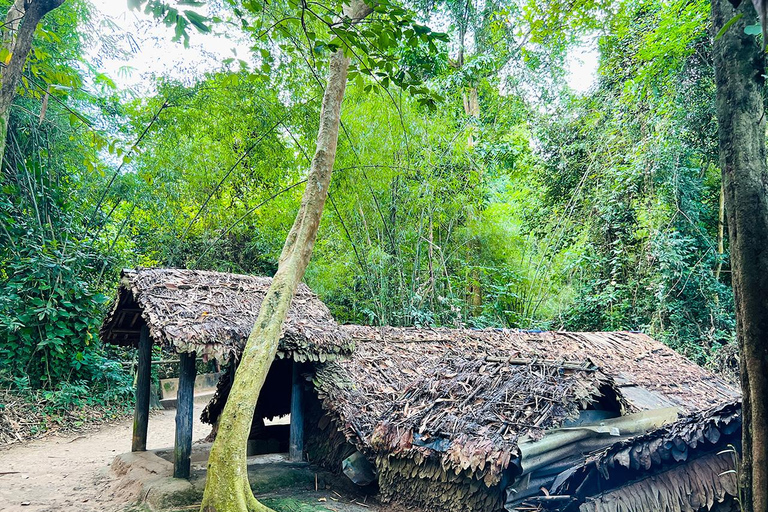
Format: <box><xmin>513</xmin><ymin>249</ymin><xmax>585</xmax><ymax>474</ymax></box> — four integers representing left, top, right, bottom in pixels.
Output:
<box><xmin>0</xmin><ymin>402</ymin><xmax>210</xmax><ymax>512</ymax></box>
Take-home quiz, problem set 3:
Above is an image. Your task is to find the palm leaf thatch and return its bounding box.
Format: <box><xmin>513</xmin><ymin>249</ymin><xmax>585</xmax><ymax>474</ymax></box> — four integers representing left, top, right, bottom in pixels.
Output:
<box><xmin>536</xmin><ymin>401</ymin><xmax>742</xmax><ymax>512</ymax></box>
<box><xmin>309</xmin><ymin>326</ymin><xmax>739</xmax><ymax>510</ymax></box>
<box><xmin>100</xmin><ymin>268</ymin><xmax>352</xmax><ymax>362</ymax></box>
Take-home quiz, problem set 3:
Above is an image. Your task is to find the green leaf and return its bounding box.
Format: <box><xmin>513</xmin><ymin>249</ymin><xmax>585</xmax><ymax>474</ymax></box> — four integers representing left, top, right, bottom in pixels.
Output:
<box><xmin>184</xmin><ymin>10</ymin><xmax>211</xmax><ymax>34</ymax></box>
<box><xmin>715</xmin><ymin>13</ymin><xmax>743</xmax><ymax>40</ymax></box>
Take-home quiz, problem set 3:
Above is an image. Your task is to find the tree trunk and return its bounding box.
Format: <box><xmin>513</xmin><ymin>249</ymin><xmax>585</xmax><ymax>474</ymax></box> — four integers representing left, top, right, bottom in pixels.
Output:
<box><xmin>199</xmin><ymin>3</ymin><xmax>372</xmax><ymax>511</ymax></box>
<box><xmin>462</xmin><ymin>86</ymin><xmax>479</xmax><ymax>148</ymax></box>
<box><xmin>0</xmin><ymin>0</ymin><xmax>65</xmax><ymax>163</ymax></box>
<box><xmin>715</xmin><ymin>181</ymin><xmax>725</xmax><ymax>281</ymax></box>
<box><xmin>462</xmin><ymin>86</ymin><xmax>479</xmax><ymax>118</ymax></box>
<box><xmin>711</xmin><ymin>2</ymin><xmax>768</xmax><ymax>511</ymax></box>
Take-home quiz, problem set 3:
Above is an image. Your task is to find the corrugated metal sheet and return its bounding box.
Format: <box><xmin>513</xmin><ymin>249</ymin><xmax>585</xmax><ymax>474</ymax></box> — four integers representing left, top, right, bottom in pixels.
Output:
<box><xmin>506</xmin><ymin>409</ymin><xmax>679</xmax><ymax>508</ymax></box>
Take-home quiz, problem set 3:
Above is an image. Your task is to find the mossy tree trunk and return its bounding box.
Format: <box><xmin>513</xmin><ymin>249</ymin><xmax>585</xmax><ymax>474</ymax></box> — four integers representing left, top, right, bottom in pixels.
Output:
<box><xmin>711</xmin><ymin>1</ymin><xmax>768</xmax><ymax>511</ymax></box>
<box><xmin>0</xmin><ymin>0</ymin><xmax>65</xmax><ymax>162</ymax></box>
<box><xmin>199</xmin><ymin>2</ymin><xmax>372</xmax><ymax>511</ymax></box>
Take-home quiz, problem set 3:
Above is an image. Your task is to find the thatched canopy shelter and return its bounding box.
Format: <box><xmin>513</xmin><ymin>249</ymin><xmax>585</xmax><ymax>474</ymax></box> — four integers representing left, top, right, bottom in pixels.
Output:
<box><xmin>101</xmin><ymin>268</ymin><xmax>353</xmax><ymax>362</ymax></box>
<box><xmin>102</xmin><ymin>268</ymin><xmax>740</xmax><ymax>511</ymax></box>
<box><xmin>100</xmin><ymin>267</ymin><xmax>352</xmax><ymax>479</ymax></box>
<box><xmin>305</xmin><ymin>326</ymin><xmax>740</xmax><ymax>512</ymax></box>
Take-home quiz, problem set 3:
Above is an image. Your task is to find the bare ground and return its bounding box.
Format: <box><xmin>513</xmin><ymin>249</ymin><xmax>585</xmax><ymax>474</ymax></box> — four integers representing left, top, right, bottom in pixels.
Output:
<box><xmin>0</xmin><ymin>403</ymin><xmax>210</xmax><ymax>512</ymax></box>
<box><xmin>0</xmin><ymin>403</ymin><xmax>411</xmax><ymax>512</ymax></box>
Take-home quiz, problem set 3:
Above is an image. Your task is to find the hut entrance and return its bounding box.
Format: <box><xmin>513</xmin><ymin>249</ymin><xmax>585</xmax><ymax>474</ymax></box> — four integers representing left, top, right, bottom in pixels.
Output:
<box><xmin>201</xmin><ymin>357</ymin><xmax>307</xmax><ymax>461</ymax></box>
<box><xmin>247</xmin><ymin>358</ymin><xmax>294</xmax><ymax>456</ymax></box>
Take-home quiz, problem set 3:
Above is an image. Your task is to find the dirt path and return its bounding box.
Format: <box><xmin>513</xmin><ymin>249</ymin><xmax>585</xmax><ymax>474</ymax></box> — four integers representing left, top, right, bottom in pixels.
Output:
<box><xmin>0</xmin><ymin>403</ymin><xmax>210</xmax><ymax>512</ymax></box>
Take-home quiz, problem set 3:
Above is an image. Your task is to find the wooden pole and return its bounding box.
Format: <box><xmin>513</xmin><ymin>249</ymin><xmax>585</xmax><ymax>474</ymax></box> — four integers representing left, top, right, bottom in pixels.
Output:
<box><xmin>174</xmin><ymin>351</ymin><xmax>197</xmax><ymax>479</ymax></box>
<box><xmin>132</xmin><ymin>325</ymin><xmax>151</xmax><ymax>452</ymax></box>
<box><xmin>289</xmin><ymin>360</ymin><xmax>304</xmax><ymax>462</ymax></box>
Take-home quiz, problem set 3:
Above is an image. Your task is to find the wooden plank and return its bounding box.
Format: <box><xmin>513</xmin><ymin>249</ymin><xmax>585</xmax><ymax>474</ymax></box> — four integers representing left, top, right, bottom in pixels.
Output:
<box><xmin>289</xmin><ymin>360</ymin><xmax>304</xmax><ymax>462</ymax></box>
<box><xmin>121</xmin><ymin>357</ymin><xmax>203</xmax><ymax>367</ymax></box>
<box><xmin>110</xmin><ymin>328</ymin><xmax>143</xmax><ymax>335</ymax></box>
<box><xmin>132</xmin><ymin>325</ymin><xmax>151</xmax><ymax>452</ymax></box>
<box><xmin>173</xmin><ymin>351</ymin><xmax>197</xmax><ymax>479</ymax></box>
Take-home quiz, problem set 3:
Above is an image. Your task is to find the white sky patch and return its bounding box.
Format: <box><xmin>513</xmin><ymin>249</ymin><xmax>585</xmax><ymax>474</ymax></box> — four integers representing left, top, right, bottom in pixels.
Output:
<box><xmin>565</xmin><ymin>41</ymin><xmax>599</xmax><ymax>94</ymax></box>
<box><xmin>87</xmin><ymin>2</ymin><xmax>599</xmax><ymax>97</ymax></box>
<box><xmin>87</xmin><ymin>0</ymin><xmax>253</xmax><ymax>95</ymax></box>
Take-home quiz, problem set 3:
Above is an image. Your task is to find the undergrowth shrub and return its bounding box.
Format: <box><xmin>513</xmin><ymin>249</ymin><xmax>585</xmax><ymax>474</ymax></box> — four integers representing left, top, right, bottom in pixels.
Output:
<box><xmin>0</xmin><ymin>358</ymin><xmax>134</xmax><ymax>443</ymax></box>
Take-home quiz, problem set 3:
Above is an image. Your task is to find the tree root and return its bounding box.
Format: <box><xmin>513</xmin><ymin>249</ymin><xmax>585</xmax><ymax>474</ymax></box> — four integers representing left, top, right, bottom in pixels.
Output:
<box><xmin>200</xmin><ymin>473</ymin><xmax>276</xmax><ymax>512</ymax></box>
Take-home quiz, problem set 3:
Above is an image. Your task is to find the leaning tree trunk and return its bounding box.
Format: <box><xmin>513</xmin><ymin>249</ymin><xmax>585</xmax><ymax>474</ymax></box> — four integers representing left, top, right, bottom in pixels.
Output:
<box><xmin>199</xmin><ymin>3</ymin><xmax>372</xmax><ymax>511</ymax></box>
<box><xmin>0</xmin><ymin>0</ymin><xmax>65</xmax><ymax>162</ymax></box>
<box><xmin>711</xmin><ymin>1</ymin><xmax>768</xmax><ymax>511</ymax></box>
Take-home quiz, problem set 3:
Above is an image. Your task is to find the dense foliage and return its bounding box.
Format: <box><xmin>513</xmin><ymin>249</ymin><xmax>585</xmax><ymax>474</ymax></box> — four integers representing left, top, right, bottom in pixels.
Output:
<box><xmin>536</xmin><ymin>1</ymin><xmax>735</xmax><ymax>361</ymax></box>
<box><xmin>0</xmin><ymin>0</ymin><xmax>739</xmax><ymax>408</ymax></box>
<box><xmin>0</xmin><ymin>0</ymin><xmax>134</xmax><ymax>409</ymax></box>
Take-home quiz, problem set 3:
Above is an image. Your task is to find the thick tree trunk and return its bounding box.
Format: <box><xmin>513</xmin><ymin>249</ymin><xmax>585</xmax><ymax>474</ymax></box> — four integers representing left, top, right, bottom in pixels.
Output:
<box><xmin>0</xmin><ymin>0</ymin><xmax>65</xmax><ymax>162</ymax></box>
<box><xmin>711</xmin><ymin>1</ymin><xmax>768</xmax><ymax>511</ymax></box>
<box><xmin>199</xmin><ymin>3</ymin><xmax>371</xmax><ymax>511</ymax></box>
<box><xmin>715</xmin><ymin>181</ymin><xmax>725</xmax><ymax>281</ymax></box>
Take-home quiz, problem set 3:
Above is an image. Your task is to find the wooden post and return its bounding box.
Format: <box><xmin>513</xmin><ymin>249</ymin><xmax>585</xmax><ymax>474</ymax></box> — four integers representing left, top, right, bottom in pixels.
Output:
<box><xmin>289</xmin><ymin>360</ymin><xmax>304</xmax><ymax>462</ymax></box>
<box><xmin>174</xmin><ymin>351</ymin><xmax>197</xmax><ymax>479</ymax></box>
<box><xmin>132</xmin><ymin>325</ymin><xmax>151</xmax><ymax>452</ymax></box>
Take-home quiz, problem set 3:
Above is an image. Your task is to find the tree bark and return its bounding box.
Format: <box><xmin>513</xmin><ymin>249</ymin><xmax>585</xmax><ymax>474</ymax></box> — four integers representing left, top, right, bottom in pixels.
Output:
<box><xmin>715</xmin><ymin>181</ymin><xmax>725</xmax><ymax>281</ymax></box>
<box><xmin>0</xmin><ymin>0</ymin><xmax>65</xmax><ymax>163</ymax></box>
<box><xmin>711</xmin><ymin>1</ymin><xmax>768</xmax><ymax>511</ymax></box>
<box><xmin>199</xmin><ymin>3</ymin><xmax>372</xmax><ymax>511</ymax></box>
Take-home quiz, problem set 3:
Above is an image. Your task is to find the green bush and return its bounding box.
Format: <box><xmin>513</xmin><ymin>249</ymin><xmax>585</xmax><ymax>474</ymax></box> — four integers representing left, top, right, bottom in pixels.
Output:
<box><xmin>0</xmin><ymin>224</ymin><xmax>110</xmax><ymax>388</ymax></box>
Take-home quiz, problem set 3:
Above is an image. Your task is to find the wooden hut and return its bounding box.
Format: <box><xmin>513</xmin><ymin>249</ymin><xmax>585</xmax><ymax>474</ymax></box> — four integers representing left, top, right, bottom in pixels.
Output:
<box><xmin>302</xmin><ymin>326</ymin><xmax>739</xmax><ymax>512</ymax></box>
<box><xmin>100</xmin><ymin>268</ymin><xmax>353</xmax><ymax>479</ymax></box>
<box><xmin>103</xmin><ymin>269</ymin><xmax>740</xmax><ymax>512</ymax></box>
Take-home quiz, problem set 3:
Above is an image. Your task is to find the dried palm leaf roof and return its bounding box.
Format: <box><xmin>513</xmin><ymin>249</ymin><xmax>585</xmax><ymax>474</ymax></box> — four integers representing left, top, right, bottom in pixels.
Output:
<box><xmin>100</xmin><ymin>268</ymin><xmax>352</xmax><ymax>362</ymax></box>
<box><xmin>563</xmin><ymin>400</ymin><xmax>741</xmax><ymax>485</ymax></box>
<box><xmin>580</xmin><ymin>452</ymin><xmax>736</xmax><ymax>512</ymax></box>
<box><xmin>536</xmin><ymin>401</ymin><xmax>742</xmax><ymax>512</ymax></box>
<box><xmin>313</xmin><ymin>326</ymin><xmax>739</xmax><ymax>487</ymax></box>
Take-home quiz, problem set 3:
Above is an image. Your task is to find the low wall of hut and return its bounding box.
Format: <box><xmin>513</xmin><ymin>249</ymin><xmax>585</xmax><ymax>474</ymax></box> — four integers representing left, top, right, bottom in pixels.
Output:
<box><xmin>376</xmin><ymin>456</ymin><xmax>504</xmax><ymax>512</ymax></box>
<box><xmin>304</xmin><ymin>392</ymin><xmax>358</xmax><ymax>471</ymax></box>
<box><xmin>305</xmin><ymin>393</ymin><xmax>503</xmax><ymax>512</ymax></box>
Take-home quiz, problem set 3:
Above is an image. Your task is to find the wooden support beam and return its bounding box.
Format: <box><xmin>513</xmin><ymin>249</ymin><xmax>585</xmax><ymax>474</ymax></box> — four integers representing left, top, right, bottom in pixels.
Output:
<box><xmin>109</xmin><ymin>328</ymin><xmax>143</xmax><ymax>335</ymax></box>
<box><xmin>121</xmin><ymin>357</ymin><xmax>203</xmax><ymax>367</ymax></box>
<box><xmin>132</xmin><ymin>325</ymin><xmax>151</xmax><ymax>452</ymax></box>
<box><xmin>173</xmin><ymin>351</ymin><xmax>197</xmax><ymax>479</ymax></box>
<box><xmin>289</xmin><ymin>360</ymin><xmax>304</xmax><ymax>462</ymax></box>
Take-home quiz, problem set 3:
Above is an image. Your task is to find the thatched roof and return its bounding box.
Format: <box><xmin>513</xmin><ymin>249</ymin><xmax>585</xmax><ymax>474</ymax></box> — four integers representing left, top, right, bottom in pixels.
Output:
<box><xmin>579</xmin><ymin>451</ymin><xmax>736</xmax><ymax>512</ymax></box>
<box><xmin>313</xmin><ymin>326</ymin><xmax>740</xmax><ymax>489</ymax></box>
<box><xmin>587</xmin><ymin>400</ymin><xmax>740</xmax><ymax>478</ymax></box>
<box><xmin>535</xmin><ymin>401</ymin><xmax>742</xmax><ymax>512</ymax></box>
<box><xmin>100</xmin><ymin>268</ymin><xmax>353</xmax><ymax>362</ymax></box>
